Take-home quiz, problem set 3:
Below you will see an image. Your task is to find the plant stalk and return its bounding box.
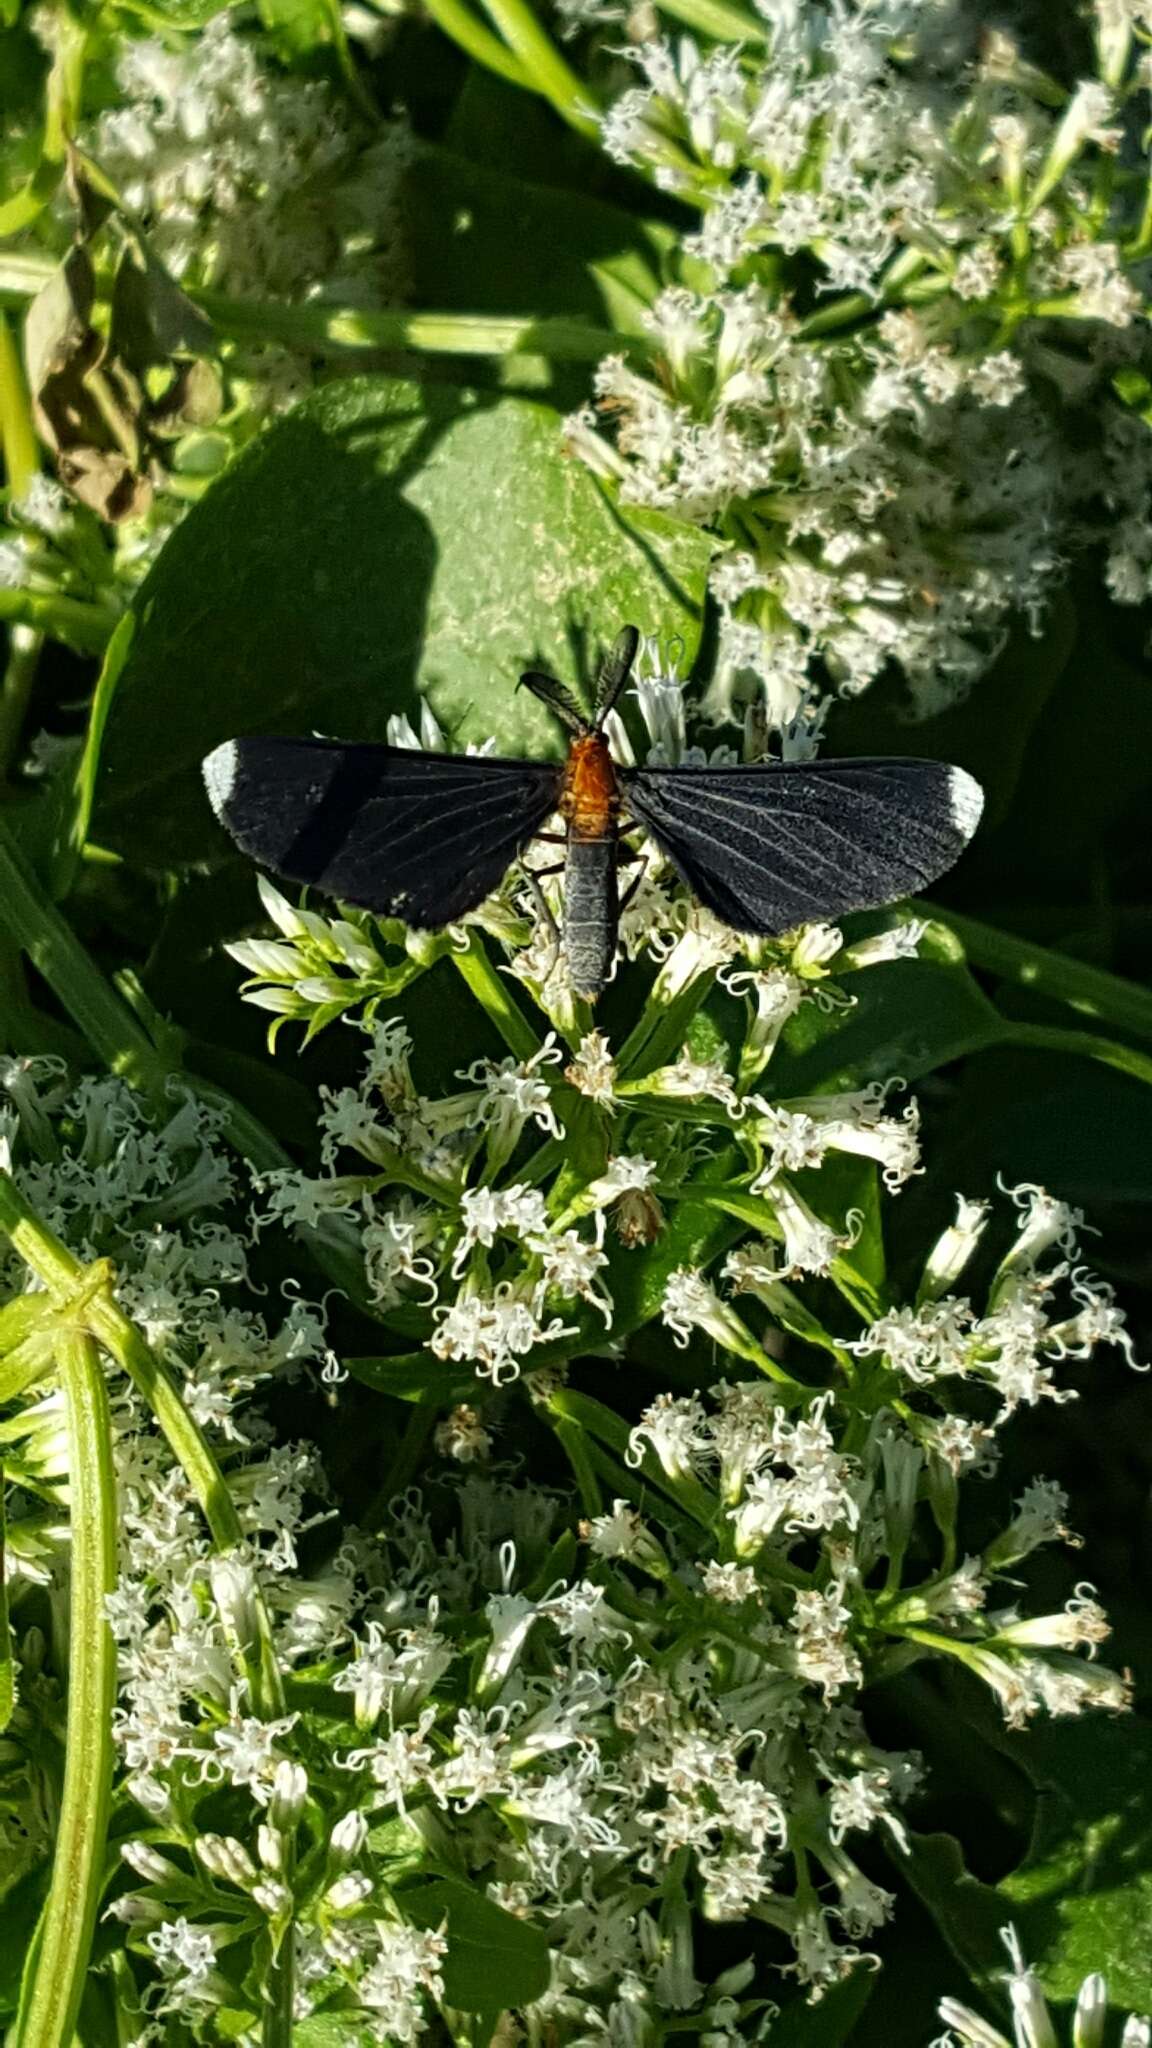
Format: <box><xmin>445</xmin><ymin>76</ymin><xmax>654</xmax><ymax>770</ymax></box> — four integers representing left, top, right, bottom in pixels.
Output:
<box><xmin>11</xmin><ymin>1328</ymin><xmax>117</xmax><ymax>2048</ymax></box>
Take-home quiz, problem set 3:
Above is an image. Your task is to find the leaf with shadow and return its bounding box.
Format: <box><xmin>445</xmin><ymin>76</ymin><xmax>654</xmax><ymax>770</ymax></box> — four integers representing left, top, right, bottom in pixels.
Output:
<box><xmin>95</xmin><ymin>376</ymin><xmax>710</xmax><ymax>866</ymax></box>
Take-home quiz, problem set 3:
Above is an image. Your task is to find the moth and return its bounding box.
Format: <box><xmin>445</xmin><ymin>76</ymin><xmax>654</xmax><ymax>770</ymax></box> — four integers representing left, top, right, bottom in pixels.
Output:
<box><xmin>202</xmin><ymin>625</ymin><xmax>983</xmax><ymax>1001</ymax></box>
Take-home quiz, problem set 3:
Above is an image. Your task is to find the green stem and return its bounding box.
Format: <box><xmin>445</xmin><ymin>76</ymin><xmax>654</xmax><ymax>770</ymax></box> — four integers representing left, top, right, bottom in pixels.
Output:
<box><xmin>365</xmin><ymin>1399</ymin><xmax>439</xmax><ymax>1522</ymax></box>
<box><xmin>0</xmin><ymin>1170</ymin><xmax>289</xmax><ymax>1731</ymax></box>
<box><xmin>1004</xmin><ymin>1021</ymin><xmax>1152</xmax><ymax>1089</ymax></box>
<box><xmin>0</xmin><ymin>311</ymin><xmax>38</xmax><ymax>500</ymax></box>
<box><xmin>474</xmin><ymin>0</ymin><xmax>600</xmax><ymax>134</ymax></box>
<box><xmin>551</xmin><ymin>1415</ymin><xmax>602</xmax><ymax>1517</ymax></box>
<box><xmin>798</xmin><ymin>248</ymin><xmax>929</xmax><ymax>336</ymax></box>
<box><xmin>654</xmin><ymin>0</ymin><xmax>765</xmax><ymax>38</ymax></box>
<box><xmin>0</xmin><ymin>627</ymin><xmax>43</xmax><ymax>784</ymax></box>
<box><xmin>450</xmin><ymin>932</ymin><xmax>541</xmax><ymax>1062</ymax></box>
<box><xmin>0</xmin><ymin>588</ymin><xmax>119</xmax><ymax>656</ymax></box>
<box><xmin>196</xmin><ymin>293</ymin><xmax>632</xmax><ymax>361</ymax></box>
<box><xmin>11</xmin><ymin>1330</ymin><xmax>116</xmax><ymax>2048</ymax></box>
<box><xmin>923</xmin><ymin>903</ymin><xmax>1152</xmax><ymax>1047</ymax></box>
<box><xmin>0</xmin><ymin>816</ymin><xmax>168</xmax><ymax>1092</ymax></box>
<box><xmin>422</xmin><ymin>0</ymin><xmax>533</xmax><ymax>84</ymax></box>
<box><xmin>1</xmin><ymin>254</ymin><xmax>639</xmax><ymax>364</ymax></box>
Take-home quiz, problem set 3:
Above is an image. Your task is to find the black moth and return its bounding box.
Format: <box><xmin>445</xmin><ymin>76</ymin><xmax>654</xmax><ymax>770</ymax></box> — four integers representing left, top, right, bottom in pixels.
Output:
<box><xmin>202</xmin><ymin>625</ymin><xmax>983</xmax><ymax>1000</ymax></box>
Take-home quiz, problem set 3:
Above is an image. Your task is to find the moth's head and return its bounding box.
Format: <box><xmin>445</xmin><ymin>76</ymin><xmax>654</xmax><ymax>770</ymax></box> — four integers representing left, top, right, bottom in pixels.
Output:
<box><xmin>517</xmin><ymin>624</ymin><xmax>641</xmax><ymax>738</ymax></box>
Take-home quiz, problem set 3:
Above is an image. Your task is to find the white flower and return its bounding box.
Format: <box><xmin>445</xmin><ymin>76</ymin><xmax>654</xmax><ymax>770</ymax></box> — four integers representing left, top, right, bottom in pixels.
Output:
<box><xmin>358</xmin><ymin>1920</ymin><xmax>447</xmax><ymax>2041</ymax></box>
<box><xmin>430</xmin><ymin>1286</ymin><xmax>576</xmax><ymax>1385</ymax></box>
<box><xmin>566</xmin><ymin>1030</ymin><xmax>617</xmax><ymax>1104</ymax></box>
<box><xmin>628</xmin><ymin>1392</ymin><xmax>709</xmax><ymax>1479</ymax></box>
<box><xmin>146</xmin><ymin>1918</ymin><xmax>220</xmax><ymax>2014</ymax></box>
<box><xmin>938</xmin><ymin>1926</ymin><xmax>1151</xmax><ymax>2048</ymax></box>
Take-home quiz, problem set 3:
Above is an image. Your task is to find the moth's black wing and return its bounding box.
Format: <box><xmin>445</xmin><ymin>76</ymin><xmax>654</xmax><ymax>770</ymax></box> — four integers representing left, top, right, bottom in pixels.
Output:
<box><xmin>203</xmin><ymin>737</ymin><xmax>563</xmax><ymax>925</ymax></box>
<box><xmin>621</xmin><ymin>757</ymin><xmax>983</xmax><ymax>934</ymax></box>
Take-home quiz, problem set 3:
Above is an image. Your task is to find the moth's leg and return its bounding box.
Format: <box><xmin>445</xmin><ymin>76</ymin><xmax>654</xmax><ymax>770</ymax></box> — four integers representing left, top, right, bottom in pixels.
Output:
<box><xmin>617</xmin><ymin>855</ymin><xmax>650</xmax><ymax>917</ymax></box>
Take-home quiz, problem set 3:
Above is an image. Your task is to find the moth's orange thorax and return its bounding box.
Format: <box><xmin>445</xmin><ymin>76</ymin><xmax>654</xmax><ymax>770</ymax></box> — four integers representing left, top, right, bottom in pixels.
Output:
<box><xmin>560</xmin><ymin>733</ymin><xmax>620</xmax><ymax>842</ymax></box>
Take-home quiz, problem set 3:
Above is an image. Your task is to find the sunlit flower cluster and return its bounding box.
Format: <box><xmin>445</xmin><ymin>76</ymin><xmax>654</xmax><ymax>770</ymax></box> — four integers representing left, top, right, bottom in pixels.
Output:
<box><xmin>569</xmin><ymin>0</ymin><xmax>1152</xmax><ymax>725</ymax></box>
<box><xmin>85</xmin><ymin>15</ymin><xmax>413</xmax><ymax>304</ymax></box>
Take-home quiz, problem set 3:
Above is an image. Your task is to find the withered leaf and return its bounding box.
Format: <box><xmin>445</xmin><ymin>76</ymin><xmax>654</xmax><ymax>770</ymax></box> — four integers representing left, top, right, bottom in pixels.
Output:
<box><xmin>110</xmin><ymin>241</ymin><xmax>217</xmax><ymax>371</ymax></box>
<box><xmin>147</xmin><ymin>358</ymin><xmax>225</xmax><ymax>438</ymax></box>
<box><xmin>58</xmin><ymin>446</ymin><xmax>153</xmax><ymax>524</ymax></box>
<box><xmin>24</xmin><ymin>242</ymin><xmax>102</xmax><ymax>453</ymax></box>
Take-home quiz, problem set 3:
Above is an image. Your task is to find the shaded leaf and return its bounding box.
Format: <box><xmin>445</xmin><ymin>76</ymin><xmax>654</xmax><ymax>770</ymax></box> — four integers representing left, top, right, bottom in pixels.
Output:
<box><xmin>344</xmin><ymin>1353</ymin><xmax>473</xmax><ymax>1402</ymax></box>
<box><xmin>769</xmin><ymin>959</ymin><xmax>1006</xmax><ymax>1097</ymax></box>
<box><xmin>0</xmin><ymin>1474</ymin><xmax>13</xmax><ymax>1730</ymax></box>
<box><xmin>401</xmin><ymin>1878</ymin><xmax>551</xmax><ymax>2012</ymax></box>
<box><xmin>767</xmin><ymin>1965</ymin><xmax>877</xmax><ymax>2045</ymax></box>
<box><xmin>95</xmin><ymin>376</ymin><xmax>711</xmax><ymax>864</ymax></box>
<box><xmin>109</xmin><ymin>241</ymin><xmax>216</xmax><ymax>369</ymax></box>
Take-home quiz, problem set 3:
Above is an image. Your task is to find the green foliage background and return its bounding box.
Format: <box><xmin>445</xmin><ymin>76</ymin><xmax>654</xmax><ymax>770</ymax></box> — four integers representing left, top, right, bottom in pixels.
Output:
<box><xmin>1</xmin><ymin>0</ymin><xmax>1152</xmax><ymax>2037</ymax></box>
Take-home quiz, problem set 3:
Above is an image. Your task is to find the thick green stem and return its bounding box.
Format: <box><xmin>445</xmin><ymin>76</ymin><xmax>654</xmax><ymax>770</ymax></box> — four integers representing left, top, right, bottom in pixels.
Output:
<box><xmin>0</xmin><ymin>256</ymin><xmax>633</xmax><ymax>363</ymax></box>
<box><xmin>0</xmin><ymin>815</ymin><xmax>168</xmax><ymax>1093</ymax></box>
<box><xmin>0</xmin><ymin>627</ymin><xmax>43</xmax><ymax>784</ymax></box>
<box><xmin>655</xmin><ymin>0</ymin><xmax>764</xmax><ymax>37</ymax></box>
<box><xmin>923</xmin><ymin>903</ymin><xmax>1152</xmax><ymax>1048</ymax></box>
<box><xmin>197</xmin><ymin>294</ymin><xmax>631</xmax><ymax>361</ymax></box>
<box><xmin>0</xmin><ymin>587</ymin><xmax>119</xmax><ymax>655</ymax></box>
<box><xmin>11</xmin><ymin>1329</ymin><xmax>116</xmax><ymax>2048</ymax></box>
<box><xmin>474</xmin><ymin>0</ymin><xmax>600</xmax><ymax>134</ymax></box>
<box><xmin>450</xmin><ymin>932</ymin><xmax>541</xmax><ymax>1062</ymax></box>
<box><xmin>422</xmin><ymin>0</ymin><xmax>533</xmax><ymax>84</ymax></box>
<box><xmin>0</xmin><ymin>311</ymin><xmax>37</xmax><ymax>500</ymax></box>
<box><xmin>1004</xmin><ymin>1021</ymin><xmax>1152</xmax><ymax>1089</ymax></box>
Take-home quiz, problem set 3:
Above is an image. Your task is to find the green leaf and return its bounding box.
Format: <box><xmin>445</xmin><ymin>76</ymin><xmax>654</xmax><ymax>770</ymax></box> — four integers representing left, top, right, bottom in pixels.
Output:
<box><xmin>401</xmin><ymin>1878</ymin><xmax>551</xmax><ymax>2013</ymax></box>
<box><xmin>996</xmin><ymin>1716</ymin><xmax>1152</xmax><ymax>2005</ymax></box>
<box><xmin>343</xmin><ymin>1353</ymin><xmax>473</xmax><ymax>1402</ymax></box>
<box><xmin>0</xmin><ymin>1473</ymin><xmax>13</xmax><ymax>1730</ymax></box>
<box><xmin>95</xmin><ymin>377</ymin><xmax>711</xmax><ymax>865</ymax></box>
<box><xmin>294</xmin><ymin>2017</ymin><xmax>379</xmax><ymax>2048</ymax></box>
<box><xmin>898</xmin><ymin>1830</ymin><xmax>1012</xmax><ymax>1988</ymax></box>
<box><xmin>404</xmin><ymin>141</ymin><xmax>673</xmax><ymax>339</ymax></box>
<box><xmin>767</xmin><ymin>1965</ymin><xmax>877</xmax><ymax>2045</ymax></box>
<box><xmin>902</xmin><ymin>1713</ymin><xmax>1152</xmax><ymax>2013</ymax></box>
<box><xmin>769</xmin><ymin>959</ymin><xmax>1006</xmax><ymax>1097</ymax></box>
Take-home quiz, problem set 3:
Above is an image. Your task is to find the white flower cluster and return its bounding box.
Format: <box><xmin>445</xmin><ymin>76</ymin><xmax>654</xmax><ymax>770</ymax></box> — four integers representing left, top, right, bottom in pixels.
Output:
<box><xmin>570</xmin><ymin>2</ymin><xmax>1152</xmax><ymax>724</ymax></box>
<box><xmin>85</xmin><ymin>15</ymin><xmax>413</xmax><ymax>303</ymax></box>
<box><xmin>0</xmin><ymin>977</ymin><xmax>1139</xmax><ymax>2039</ymax></box>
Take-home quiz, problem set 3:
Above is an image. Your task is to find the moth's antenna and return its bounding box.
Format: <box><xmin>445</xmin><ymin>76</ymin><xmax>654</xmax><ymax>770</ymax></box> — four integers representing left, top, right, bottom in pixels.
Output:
<box><xmin>594</xmin><ymin>625</ymin><xmax>640</xmax><ymax>727</ymax></box>
<box><xmin>518</xmin><ymin>669</ymin><xmax>590</xmax><ymax>736</ymax></box>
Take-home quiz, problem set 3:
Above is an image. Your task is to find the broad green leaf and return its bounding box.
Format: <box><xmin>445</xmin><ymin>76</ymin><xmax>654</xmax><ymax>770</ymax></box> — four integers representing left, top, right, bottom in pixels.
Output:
<box><xmin>257</xmin><ymin>0</ymin><xmax>341</xmax><ymax>57</ymax></box>
<box><xmin>294</xmin><ymin>2016</ymin><xmax>378</xmax><ymax>2047</ymax></box>
<box><xmin>95</xmin><ymin>377</ymin><xmax>711</xmax><ymax>864</ymax></box>
<box><xmin>344</xmin><ymin>1353</ymin><xmax>474</xmax><ymax>1402</ymax></box>
<box><xmin>768</xmin><ymin>1965</ymin><xmax>877</xmax><ymax>2044</ymax></box>
<box><xmin>404</xmin><ymin>141</ymin><xmax>673</xmax><ymax>339</ymax></box>
<box><xmin>902</xmin><ymin>1712</ymin><xmax>1152</xmax><ymax>2012</ymax></box>
<box><xmin>898</xmin><ymin>1830</ymin><xmax>1011</xmax><ymax>1988</ymax></box>
<box><xmin>0</xmin><ymin>1474</ymin><xmax>12</xmax><ymax>1730</ymax></box>
<box><xmin>401</xmin><ymin>1878</ymin><xmax>552</xmax><ymax>2012</ymax></box>
<box><xmin>996</xmin><ymin>1716</ymin><xmax>1152</xmax><ymax>2005</ymax></box>
<box><xmin>769</xmin><ymin>959</ymin><xmax>1006</xmax><ymax>1097</ymax></box>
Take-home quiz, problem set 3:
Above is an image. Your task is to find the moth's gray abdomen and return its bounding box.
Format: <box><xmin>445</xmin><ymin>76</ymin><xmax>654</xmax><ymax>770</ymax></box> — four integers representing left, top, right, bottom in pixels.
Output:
<box><xmin>564</xmin><ymin>836</ymin><xmax>618</xmax><ymax>1001</ymax></box>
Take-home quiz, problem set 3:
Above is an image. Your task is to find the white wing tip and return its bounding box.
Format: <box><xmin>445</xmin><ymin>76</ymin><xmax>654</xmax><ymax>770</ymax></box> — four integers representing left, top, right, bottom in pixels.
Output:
<box><xmin>203</xmin><ymin>740</ymin><xmax>238</xmax><ymax>821</ymax></box>
<box><xmin>948</xmin><ymin>766</ymin><xmax>984</xmax><ymax>843</ymax></box>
